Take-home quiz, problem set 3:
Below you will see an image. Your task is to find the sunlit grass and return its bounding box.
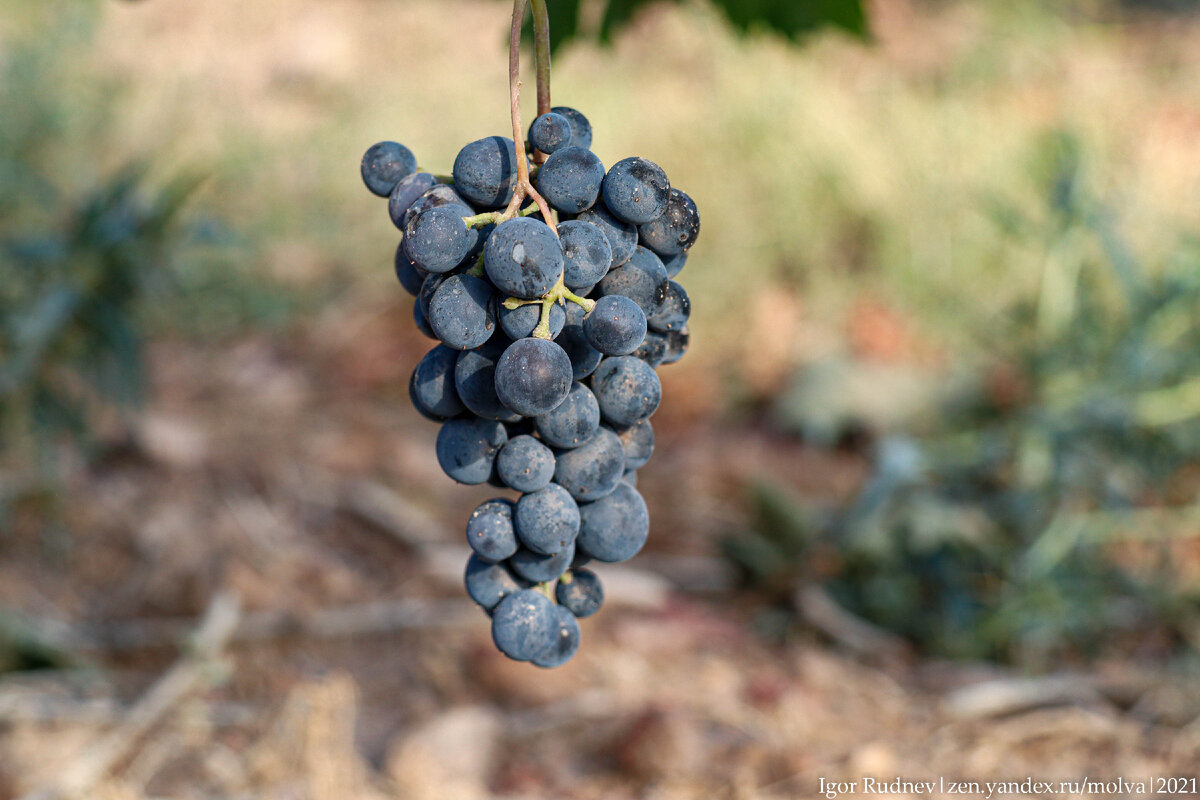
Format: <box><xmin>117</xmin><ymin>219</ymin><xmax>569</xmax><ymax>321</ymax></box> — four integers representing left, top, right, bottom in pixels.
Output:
<box><xmin>21</xmin><ymin>0</ymin><xmax>1200</xmax><ymax>367</ymax></box>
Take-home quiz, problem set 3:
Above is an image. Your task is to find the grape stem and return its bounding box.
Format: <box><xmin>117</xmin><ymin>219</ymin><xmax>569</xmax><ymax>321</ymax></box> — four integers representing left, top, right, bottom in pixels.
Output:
<box><xmin>466</xmin><ymin>248</ymin><xmax>486</xmax><ymax>278</ymax></box>
<box><xmin>530</xmin><ymin>0</ymin><xmax>552</xmax><ymax>165</ymax></box>
<box><xmin>494</xmin><ymin>0</ymin><xmax>582</xmax><ymax>341</ymax></box>
<box><xmin>500</xmin><ymin>0</ymin><xmax>556</xmax><ymax>231</ymax></box>
<box><xmin>462</xmin><ymin>203</ymin><xmax>541</xmax><ymax>230</ymax></box>
<box><xmin>502</xmin><ymin>274</ymin><xmax>596</xmax><ymax>339</ymax></box>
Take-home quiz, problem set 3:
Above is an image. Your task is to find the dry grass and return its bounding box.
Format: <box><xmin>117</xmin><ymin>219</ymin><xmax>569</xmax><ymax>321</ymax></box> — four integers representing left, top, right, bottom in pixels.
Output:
<box><xmin>0</xmin><ymin>299</ymin><xmax>1194</xmax><ymax>799</ymax></box>
<box><xmin>78</xmin><ymin>0</ymin><xmax>1200</xmax><ymax>367</ymax></box>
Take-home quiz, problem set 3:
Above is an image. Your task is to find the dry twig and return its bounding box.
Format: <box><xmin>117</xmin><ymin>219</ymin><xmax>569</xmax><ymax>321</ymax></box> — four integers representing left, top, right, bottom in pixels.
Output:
<box><xmin>18</xmin><ymin>591</ymin><xmax>241</xmax><ymax>800</ymax></box>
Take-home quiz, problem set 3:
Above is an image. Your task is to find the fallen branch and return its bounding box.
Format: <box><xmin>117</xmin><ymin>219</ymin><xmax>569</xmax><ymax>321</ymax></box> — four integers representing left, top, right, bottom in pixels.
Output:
<box><xmin>795</xmin><ymin>585</ymin><xmax>912</xmax><ymax>662</ymax></box>
<box><xmin>338</xmin><ymin>478</ymin><xmax>454</xmax><ymax>549</ymax></box>
<box><xmin>48</xmin><ymin>597</ymin><xmax>480</xmax><ymax>654</ymax></box>
<box><xmin>18</xmin><ymin>591</ymin><xmax>241</xmax><ymax>800</ymax></box>
<box><xmin>941</xmin><ymin>674</ymin><xmax>1106</xmax><ymax>721</ymax></box>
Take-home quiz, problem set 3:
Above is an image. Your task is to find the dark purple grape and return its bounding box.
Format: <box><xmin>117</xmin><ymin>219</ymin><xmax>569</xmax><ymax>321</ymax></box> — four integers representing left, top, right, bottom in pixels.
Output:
<box><xmin>536</xmin><ymin>147</ymin><xmax>605</xmax><ymax>214</ymax></box>
<box><xmin>556</xmin><ymin>568</ymin><xmax>603</xmax><ymax>618</ymax></box>
<box><xmin>558</xmin><ymin>219</ymin><xmax>612</xmax><ymax>290</ymax></box>
<box><xmin>402</xmin><ymin>184</ymin><xmax>473</xmax><ymax>230</ymax></box>
<box><xmin>553</xmin><ymin>426</ymin><xmax>625</xmax><ymax>502</ymax></box>
<box><xmin>584</xmin><ymin>294</ymin><xmax>647</xmax><ymax>356</ymax></box>
<box><xmin>663</xmin><ymin>249</ymin><xmax>688</xmax><ymax>278</ymax></box>
<box><xmin>577</xmin><ymin>205</ymin><xmax>637</xmax><ymax>268</ymax></box>
<box><xmin>499</xmin><ymin>301</ymin><xmax>565</xmax><ymax>340</ymax></box>
<box><xmin>601</xmin><ymin>157</ymin><xmax>670</xmax><ymax>224</ymax></box>
<box><xmin>532</xmin><ymin>605</ymin><xmax>581</xmax><ymax>668</ymax></box>
<box><xmin>413</xmin><ymin>298</ymin><xmax>436</xmax><ymax>339</ymax></box>
<box><xmin>515</xmin><ymin>483</ymin><xmax>580</xmax><ymax>555</ymax></box>
<box><xmin>484</xmin><ymin>217</ymin><xmax>564</xmax><ymax>299</ymax></box>
<box><xmin>361</xmin><ymin>141</ymin><xmax>416</xmax><ymax>197</ymax></box>
<box><xmin>536</xmin><ymin>381</ymin><xmax>600</xmax><ymax>449</ymax></box>
<box><xmin>491</xmin><ymin>589</ymin><xmax>558</xmax><ymax>660</ymax></box>
<box><xmin>465</xmin><ymin>554</ymin><xmax>529</xmax><ymax>611</ymax></box>
<box><xmin>590</xmin><ymin>356</ymin><xmax>661</xmax><ymax>427</ymax></box>
<box><xmin>661</xmin><ymin>326</ymin><xmax>689</xmax><ymax>365</ymax></box>
<box><xmin>558</xmin><ymin>301</ymin><xmax>604</xmax><ymax>380</ymax></box>
<box><xmin>454</xmin><ymin>337</ymin><xmax>522</xmax><ymax>423</ymax></box>
<box><xmin>388</xmin><ymin>172</ymin><xmax>438</xmax><ymax>229</ymax></box>
<box><xmin>550</xmin><ymin>106</ymin><xmax>593</xmax><ymax>150</ymax></box>
<box><xmin>435</xmin><ymin>416</ymin><xmax>507</xmax><ymax>485</ymax></box>
<box><xmin>403</xmin><ymin>205</ymin><xmax>479</xmax><ymax>274</ymax></box>
<box><xmin>410</xmin><ymin>344</ymin><xmax>466</xmax><ymax>420</ymax></box>
<box><xmin>452</xmin><ymin>136</ymin><xmax>518</xmax><ymax>208</ymax></box>
<box><xmin>509</xmin><ymin>541</ymin><xmax>575</xmax><ymax>583</ymax></box>
<box><xmin>529</xmin><ymin>112</ymin><xmax>573</xmax><ymax>155</ymax></box>
<box><xmin>496</xmin><ymin>434</ymin><xmax>555</xmax><ymax>493</ymax></box>
<box><xmin>632</xmin><ymin>330</ymin><xmax>668</xmax><ymax>368</ymax></box>
<box><xmin>595</xmin><ymin>246</ymin><xmax>669</xmax><ymax>318</ymax></box>
<box><xmin>467</xmin><ymin>498</ymin><xmax>518</xmax><ymax>562</ymax></box>
<box><xmin>576</xmin><ymin>481</ymin><xmax>649</xmax><ymax>563</ymax></box>
<box><xmin>647</xmin><ymin>280</ymin><xmax>690</xmax><ymax>333</ymax></box>
<box><xmin>394</xmin><ymin>242</ymin><xmax>428</xmax><ymax>296</ymax></box>
<box><xmin>614</xmin><ymin>419</ymin><xmax>654</xmax><ymax>472</ymax></box>
<box><xmin>427</xmin><ymin>274</ymin><xmax>497</xmax><ymax>350</ymax></box>
<box><xmin>495</xmin><ymin>337</ymin><xmax>573</xmax><ymax>417</ymax></box>
<box><xmin>638</xmin><ymin>188</ymin><xmax>700</xmax><ymax>257</ymax></box>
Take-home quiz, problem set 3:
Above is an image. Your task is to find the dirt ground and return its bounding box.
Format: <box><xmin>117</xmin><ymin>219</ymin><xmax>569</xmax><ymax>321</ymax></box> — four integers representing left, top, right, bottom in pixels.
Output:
<box><xmin>2</xmin><ymin>292</ymin><xmax>1198</xmax><ymax>800</ymax></box>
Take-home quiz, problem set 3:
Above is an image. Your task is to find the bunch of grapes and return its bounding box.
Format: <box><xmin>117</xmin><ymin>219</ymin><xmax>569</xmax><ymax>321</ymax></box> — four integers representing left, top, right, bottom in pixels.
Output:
<box><xmin>361</xmin><ymin>106</ymin><xmax>697</xmax><ymax>667</ymax></box>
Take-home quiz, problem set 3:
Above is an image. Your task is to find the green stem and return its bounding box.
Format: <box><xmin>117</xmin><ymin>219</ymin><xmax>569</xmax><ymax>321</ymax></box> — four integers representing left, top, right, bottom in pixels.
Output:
<box><xmin>558</xmin><ymin>283</ymin><xmax>594</xmax><ymax>310</ymax></box>
<box><xmin>503</xmin><ymin>296</ymin><xmax>541</xmax><ymax>310</ymax></box>
<box><xmin>532</xmin><ymin>294</ymin><xmax>558</xmax><ymax>339</ymax></box>
<box><xmin>534</xmin><ymin>581</ymin><xmax>556</xmax><ymax>601</ymax></box>
<box><xmin>463</xmin><ymin>203</ymin><xmax>542</xmax><ymax>229</ymax></box>
<box><xmin>467</xmin><ymin>248</ymin><xmax>485</xmax><ymax>278</ymax></box>
<box><xmin>503</xmin><ymin>273</ymin><xmax>596</xmax><ymax>338</ymax></box>
<box><xmin>463</xmin><ymin>211</ymin><xmax>498</xmax><ymax>229</ymax></box>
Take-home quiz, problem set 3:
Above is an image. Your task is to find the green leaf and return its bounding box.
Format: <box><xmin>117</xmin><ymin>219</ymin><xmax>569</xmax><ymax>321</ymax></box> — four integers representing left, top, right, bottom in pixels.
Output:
<box><xmin>521</xmin><ymin>0</ymin><xmax>870</xmax><ymax>52</ymax></box>
<box><xmin>720</xmin><ymin>530</ymin><xmax>788</xmax><ymax>584</ymax></box>
<box><xmin>709</xmin><ymin>0</ymin><xmax>868</xmax><ymax>41</ymax></box>
<box><xmin>0</xmin><ymin>287</ymin><xmax>82</xmax><ymax>396</ymax></box>
<box><xmin>746</xmin><ymin>481</ymin><xmax>813</xmax><ymax>555</ymax></box>
<box><xmin>523</xmin><ymin>0</ymin><xmax>583</xmax><ymax>54</ymax></box>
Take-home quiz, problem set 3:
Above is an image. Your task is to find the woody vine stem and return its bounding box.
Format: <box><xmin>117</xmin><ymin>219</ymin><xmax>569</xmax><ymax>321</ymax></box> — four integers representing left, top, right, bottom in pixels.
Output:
<box><xmin>500</xmin><ymin>0</ymin><xmax>555</xmax><ymax>226</ymax></box>
<box><xmin>486</xmin><ymin>0</ymin><xmax>594</xmax><ymax>338</ymax></box>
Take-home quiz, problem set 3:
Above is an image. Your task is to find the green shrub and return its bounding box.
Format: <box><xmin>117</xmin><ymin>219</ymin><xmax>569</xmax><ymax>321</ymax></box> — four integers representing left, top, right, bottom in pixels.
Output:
<box><xmin>727</xmin><ymin>131</ymin><xmax>1200</xmax><ymax>667</ymax></box>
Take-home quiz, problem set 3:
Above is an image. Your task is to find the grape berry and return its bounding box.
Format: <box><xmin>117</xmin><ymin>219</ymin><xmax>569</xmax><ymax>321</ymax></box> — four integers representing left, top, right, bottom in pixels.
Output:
<box><xmin>361</xmin><ymin>106</ymin><xmax>696</xmax><ymax>667</ymax></box>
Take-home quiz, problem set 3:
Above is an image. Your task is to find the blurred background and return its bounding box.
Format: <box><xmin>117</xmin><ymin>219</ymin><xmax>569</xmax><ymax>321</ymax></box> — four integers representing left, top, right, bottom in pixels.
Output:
<box><xmin>3</xmin><ymin>0</ymin><xmax>1200</xmax><ymax>796</ymax></box>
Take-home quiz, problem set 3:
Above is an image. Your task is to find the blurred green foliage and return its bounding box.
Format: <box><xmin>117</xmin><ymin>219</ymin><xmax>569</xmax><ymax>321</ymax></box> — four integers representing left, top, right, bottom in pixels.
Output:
<box><xmin>530</xmin><ymin>0</ymin><xmax>866</xmax><ymax>52</ymax></box>
<box><xmin>1</xmin><ymin>166</ymin><xmax>197</xmax><ymax>466</ymax></box>
<box><xmin>727</xmin><ymin>131</ymin><xmax>1200</xmax><ymax>668</ymax></box>
<box><xmin>0</xmin><ymin>7</ymin><xmax>288</xmax><ymax>477</ymax></box>
<box><xmin>1</xmin><ymin>11</ymin><xmax>183</xmax><ymax>470</ymax></box>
